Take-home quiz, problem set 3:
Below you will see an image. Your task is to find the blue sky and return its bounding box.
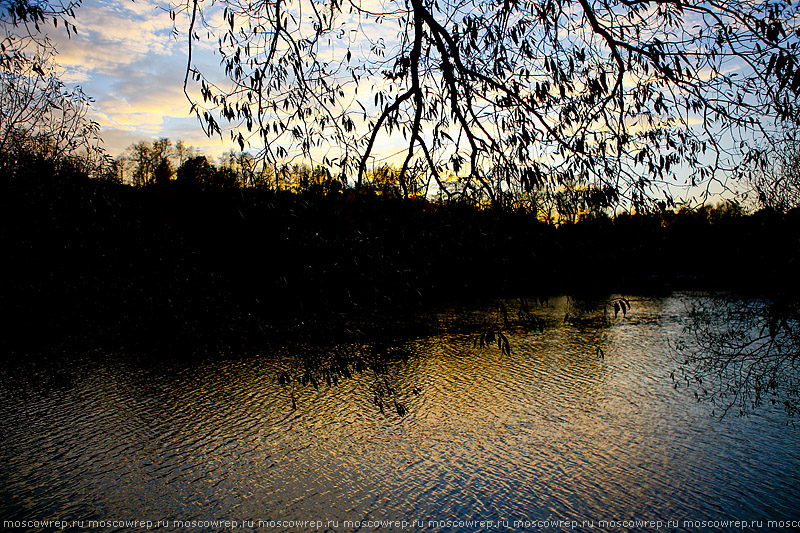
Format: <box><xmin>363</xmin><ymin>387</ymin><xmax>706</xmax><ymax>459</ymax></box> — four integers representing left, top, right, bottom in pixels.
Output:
<box><xmin>48</xmin><ymin>0</ymin><xmax>235</xmax><ymax>157</ymax></box>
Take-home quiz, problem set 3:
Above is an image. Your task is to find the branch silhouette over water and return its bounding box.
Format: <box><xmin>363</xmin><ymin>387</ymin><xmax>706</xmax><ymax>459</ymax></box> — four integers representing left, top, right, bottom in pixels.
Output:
<box><xmin>675</xmin><ymin>296</ymin><xmax>800</xmax><ymax>419</ymax></box>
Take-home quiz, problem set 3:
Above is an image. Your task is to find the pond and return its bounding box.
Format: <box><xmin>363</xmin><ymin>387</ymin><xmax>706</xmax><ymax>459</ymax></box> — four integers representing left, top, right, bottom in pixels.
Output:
<box><xmin>0</xmin><ymin>294</ymin><xmax>798</xmax><ymax>531</ymax></box>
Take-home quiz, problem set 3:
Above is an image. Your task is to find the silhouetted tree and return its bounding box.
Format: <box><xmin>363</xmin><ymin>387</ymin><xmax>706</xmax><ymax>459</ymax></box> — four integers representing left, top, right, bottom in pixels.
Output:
<box><xmin>212</xmin><ymin>166</ymin><xmax>239</xmax><ymax>189</ymax></box>
<box><xmin>176</xmin><ymin>155</ymin><xmax>239</xmax><ymax>189</ymax></box>
<box><xmin>176</xmin><ymin>155</ymin><xmax>215</xmax><ymax>187</ymax></box>
<box><xmin>101</xmin><ymin>159</ymin><xmax>123</xmax><ymax>184</ymax></box>
<box><xmin>174</xmin><ymin>140</ymin><xmax>198</xmax><ymax>167</ymax></box>
<box><xmin>154</xmin><ymin>157</ymin><xmax>174</xmax><ymax>185</ymax></box>
<box><xmin>220</xmin><ymin>150</ymin><xmax>271</xmax><ymax>187</ymax></box>
<box><xmin>370</xmin><ymin>165</ymin><xmax>402</xmax><ymax>197</ymax></box>
<box><xmin>747</xmin><ymin>128</ymin><xmax>800</xmax><ymax>212</ymax></box>
<box><xmin>123</xmin><ymin>141</ymin><xmax>156</xmax><ymax>186</ymax></box>
<box><xmin>119</xmin><ymin>138</ymin><xmax>183</xmax><ymax>186</ymax></box>
<box><xmin>172</xmin><ymin>0</ymin><xmax>800</xmax><ymax>208</ymax></box>
<box><xmin>1</xmin><ymin>0</ymin><xmax>104</xmax><ymax>173</ymax></box>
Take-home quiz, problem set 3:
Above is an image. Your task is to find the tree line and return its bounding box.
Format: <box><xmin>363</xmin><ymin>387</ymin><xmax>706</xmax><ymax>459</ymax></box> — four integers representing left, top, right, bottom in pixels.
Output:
<box><xmin>3</xmin><ymin>141</ymin><xmax>798</xmax><ymax>354</ymax></box>
<box><xmin>111</xmin><ymin>137</ymin><xmax>793</xmax><ymax>227</ymax></box>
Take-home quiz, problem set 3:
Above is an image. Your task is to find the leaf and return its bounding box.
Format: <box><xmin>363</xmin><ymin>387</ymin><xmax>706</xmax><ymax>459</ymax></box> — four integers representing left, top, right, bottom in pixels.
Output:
<box><xmin>766</xmin><ymin>21</ymin><xmax>782</xmax><ymax>43</ymax></box>
<box><xmin>767</xmin><ymin>53</ymin><xmax>777</xmax><ymax>77</ymax></box>
<box><xmin>791</xmin><ymin>69</ymin><xmax>800</xmax><ymax>93</ymax></box>
<box><xmin>500</xmin><ymin>336</ymin><xmax>511</xmax><ymax>357</ymax></box>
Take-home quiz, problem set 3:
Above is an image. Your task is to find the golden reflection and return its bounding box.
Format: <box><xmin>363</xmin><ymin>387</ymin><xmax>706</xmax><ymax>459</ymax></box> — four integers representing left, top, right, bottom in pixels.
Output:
<box><xmin>3</xmin><ymin>296</ymin><xmax>798</xmax><ymax>525</ymax></box>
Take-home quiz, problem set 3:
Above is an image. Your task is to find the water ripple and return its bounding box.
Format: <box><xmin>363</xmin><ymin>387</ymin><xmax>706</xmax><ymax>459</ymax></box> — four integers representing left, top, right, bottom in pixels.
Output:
<box><xmin>1</xmin><ymin>295</ymin><xmax>798</xmax><ymax>530</ymax></box>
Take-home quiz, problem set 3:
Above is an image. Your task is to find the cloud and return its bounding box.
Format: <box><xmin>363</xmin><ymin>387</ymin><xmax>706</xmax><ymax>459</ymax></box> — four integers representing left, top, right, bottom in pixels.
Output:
<box><xmin>50</xmin><ymin>0</ymin><xmax>178</xmax><ymax>74</ymax></box>
<box><xmin>96</xmin><ymin>127</ymin><xmax>157</xmax><ymax>155</ymax></box>
<box><xmin>81</xmin><ymin>51</ymin><xmax>192</xmax><ymax>133</ymax></box>
<box><xmin>99</xmin><ymin>124</ymin><xmax>232</xmax><ymax>159</ymax></box>
<box><xmin>42</xmin><ymin>0</ymin><xmax>220</xmax><ymax>155</ymax></box>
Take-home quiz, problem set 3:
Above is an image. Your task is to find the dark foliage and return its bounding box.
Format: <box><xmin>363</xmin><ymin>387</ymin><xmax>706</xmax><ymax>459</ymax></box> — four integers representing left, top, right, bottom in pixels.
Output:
<box><xmin>2</xmin><ymin>154</ymin><xmax>799</xmax><ymax>356</ymax></box>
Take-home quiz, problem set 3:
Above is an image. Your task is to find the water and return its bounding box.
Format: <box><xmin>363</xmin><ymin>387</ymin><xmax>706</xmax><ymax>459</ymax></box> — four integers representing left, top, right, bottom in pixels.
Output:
<box><xmin>1</xmin><ymin>295</ymin><xmax>798</xmax><ymax>531</ymax></box>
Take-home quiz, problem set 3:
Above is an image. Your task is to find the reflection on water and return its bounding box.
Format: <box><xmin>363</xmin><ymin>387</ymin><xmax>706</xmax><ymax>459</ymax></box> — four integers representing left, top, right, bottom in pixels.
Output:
<box><xmin>1</xmin><ymin>295</ymin><xmax>798</xmax><ymax>531</ymax></box>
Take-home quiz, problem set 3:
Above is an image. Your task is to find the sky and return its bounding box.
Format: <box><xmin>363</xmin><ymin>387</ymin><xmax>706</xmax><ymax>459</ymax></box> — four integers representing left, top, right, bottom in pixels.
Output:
<box><xmin>47</xmin><ymin>0</ymin><xmax>234</xmax><ymax>158</ymax></box>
